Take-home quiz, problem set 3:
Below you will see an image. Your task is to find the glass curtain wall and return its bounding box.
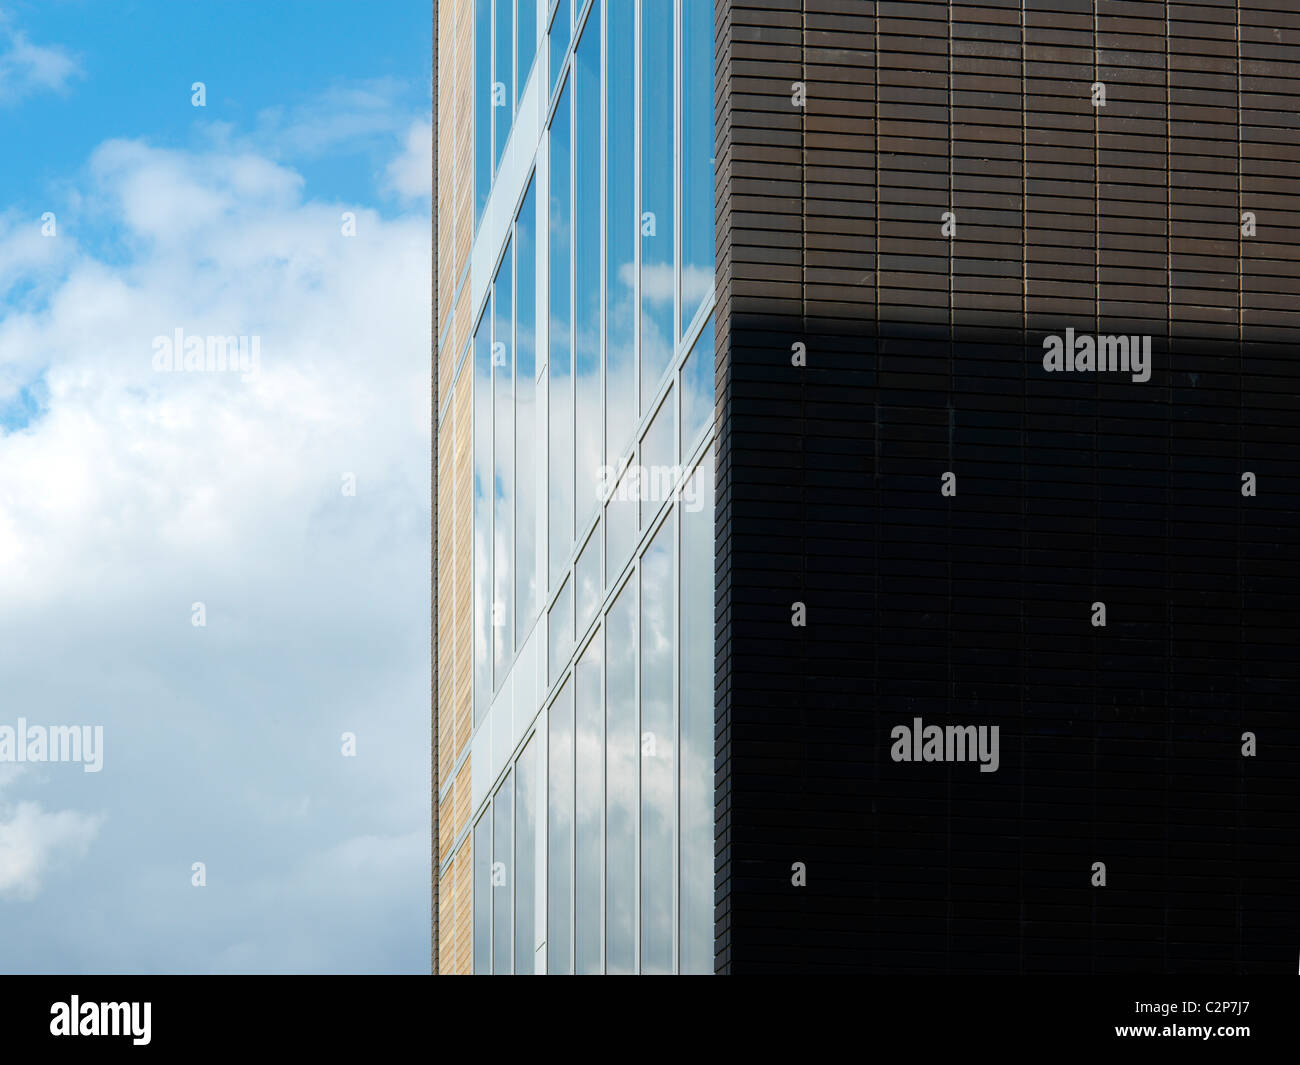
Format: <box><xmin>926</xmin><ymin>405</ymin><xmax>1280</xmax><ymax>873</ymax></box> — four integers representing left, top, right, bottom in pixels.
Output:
<box><xmin>472</xmin><ymin>735</ymin><xmax>541</xmax><ymax>974</ymax></box>
<box><xmin>472</xmin><ymin>0</ymin><xmax>716</xmax><ymax>974</ymax></box>
<box><xmin>476</xmin><ymin>0</ymin><xmax>541</xmax><ymax>227</ymax></box>
<box><xmin>476</xmin><ymin>185</ymin><xmax>541</xmax><ymax>718</ymax></box>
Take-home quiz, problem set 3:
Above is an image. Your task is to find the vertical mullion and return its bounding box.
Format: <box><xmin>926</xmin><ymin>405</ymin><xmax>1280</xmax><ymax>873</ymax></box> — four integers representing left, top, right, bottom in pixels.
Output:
<box><xmin>569</xmin><ymin>55</ymin><xmax>577</xmax><ymax>587</ymax></box>
<box><xmin>489</xmin><ymin>287</ymin><xmax>496</xmax><ymax>696</ymax></box>
<box><xmin>539</xmin><ymin>703</ymin><xmax>549</xmax><ymax>973</ymax></box>
<box><xmin>631</xmin><ymin>0</ymin><xmax>642</xmax><ymax>973</ymax></box>
<box><xmin>670</xmin><ymin>0</ymin><xmax>682</xmax><ymax>972</ymax></box>
<box><xmin>539</xmin><ymin>94</ymin><xmax>551</xmax><ymax>616</ymax></box>
<box><xmin>512</xmin><ymin>231</ymin><xmax>519</xmax><ymax>664</ymax></box>
<box><xmin>491</xmin><ymin>0</ymin><xmax>496</xmax><ymax>185</ymax></box>
<box><xmin>600</xmin><ymin>0</ymin><xmax>608</xmax><ymax>552</ymax></box>
<box><xmin>674</xmin><ymin>459</ymin><xmax>683</xmax><ymax>973</ymax></box>
<box><xmin>509</xmin><ymin>779</ymin><xmax>515</xmax><ymax>972</ymax></box>
<box><xmin>571</xmin><ymin>664</ymin><xmax>578</xmax><ymax>974</ymax></box>
<box><xmin>673</xmin><ymin>0</ymin><xmax>682</xmax><ymax>351</ymax></box>
<box><xmin>598</xmin><ymin>623</ymin><xmax>607</xmax><ymax>971</ymax></box>
<box><xmin>633</xmin><ymin>0</ymin><xmax>642</xmax><ymax>426</ymax></box>
<box><xmin>488</xmin><ymin>10</ymin><xmax>498</xmax><ymax>702</ymax></box>
<box><xmin>632</xmin><ymin>561</ymin><xmax>641</xmax><ymax>974</ymax></box>
<box><xmin>598</xmin><ymin>0</ymin><xmax>610</xmax><ymax>976</ymax></box>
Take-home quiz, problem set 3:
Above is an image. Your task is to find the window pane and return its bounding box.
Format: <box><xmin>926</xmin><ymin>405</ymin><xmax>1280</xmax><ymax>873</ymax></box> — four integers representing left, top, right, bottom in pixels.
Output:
<box><xmin>639</xmin><ymin>0</ymin><xmax>675</xmax><ymax>407</ymax></box>
<box><xmin>515</xmin><ymin>179</ymin><xmax>539</xmax><ymax>644</ymax></box>
<box><xmin>548</xmin><ymin>578</ymin><xmax>572</xmax><ymax>685</ymax></box>
<box><xmin>514</xmin><ymin>735</ymin><xmax>537</xmax><ymax>974</ymax></box>
<box><xmin>605</xmin><ymin>467</ymin><xmax>636</xmax><ymax>588</ymax></box>
<box><xmin>681</xmin><ymin>0</ymin><xmax>715</xmax><ymax>332</ymax></box>
<box><xmin>493</xmin><ymin>246</ymin><xmax>515</xmax><ymax>684</ymax></box>
<box><xmin>680</xmin><ymin>317</ymin><xmax>714</xmax><ymax>454</ymax></box>
<box><xmin>475</xmin><ymin>0</ymin><xmax>493</xmax><ymax>223</ymax></box>
<box><xmin>473</xmin><ymin>310</ymin><xmax>492</xmax><ymax>724</ymax></box>
<box><xmin>605</xmin><ymin>0</ymin><xmax>635</xmax><ymax>466</ymax></box>
<box><xmin>575</xmin><ymin>634</ymin><xmax>603</xmax><ymax>973</ymax></box>
<box><xmin>518</xmin><ymin>0</ymin><xmax>538</xmax><ymax>88</ymax></box>
<box><xmin>492</xmin><ymin>775</ymin><xmax>514</xmax><ymax>973</ymax></box>
<box><xmin>679</xmin><ymin>451</ymin><xmax>714</xmax><ymax>973</ymax></box>
<box><xmin>639</xmin><ymin>388</ymin><xmax>675</xmax><ymax>528</ymax></box>
<box><xmin>548</xmin><ymin>0</ymin><xmax>570</xmax><ymax>96</ymax></box>
<box><xmin>605</xmin><ymin>577</ymin><xmax>636</xmax><ymax>973</ymax></box>
<box><xmin>473</xmin><ymin>813</ymin><xmax>491</xmax><ymax>973</ymax></box>
<box><xmin>547</xmin><ymin>678</ymin><xmax>574</xmax><ymax>974</ymax></box>
<box><xmin>494</xmin><ymin>0</ymin><xmax>514</xmax><ymax>167</ymax></box>
<box><xmin>574</xmin><ymin>6</ymin><xmax>601</xmax><ymax>530</ymax></box>
<box><xmin>548</xmin><ymin>84</ymin><xmax>573</xmax><ymax>587</ymax></box>
<box><xmin>575</xmin><ymin>526</ymin><xmax>600</xmax><ymax>634</ymax></box>
<box><xmin>640</xmin><ymin>517</ymin><xmax>674</xmax><ymax>973</ymax></box>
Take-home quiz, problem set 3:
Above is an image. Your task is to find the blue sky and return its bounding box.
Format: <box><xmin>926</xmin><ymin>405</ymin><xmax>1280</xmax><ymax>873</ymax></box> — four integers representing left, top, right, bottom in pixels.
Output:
<box><xmin>0</xmin><ymin>0</ymin><xmax>430</xmax><ymax>208</ymax></box>
<box><xmin>0</xmin><ymin>2</ymin><xmax>431</xmax><ymax>973</ymax></box>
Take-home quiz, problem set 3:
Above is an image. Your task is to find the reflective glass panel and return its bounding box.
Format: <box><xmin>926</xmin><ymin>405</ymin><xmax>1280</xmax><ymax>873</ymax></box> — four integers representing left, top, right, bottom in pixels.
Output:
<box><xmin>473</xmin><ymin>310</ymin><xmax>492</xmax><ymax>723</ymax></box>
<box><xmin>680</xmin><ymin>317</ymin><xmax>714</xmax><ymax>454</ymax></box>
<box><xmin>548</xmin><ymin>0</ymin><xmax>570</xmax><ymax>96</ymax></box>
<box><xmin>681</xmin><ymin>0</ymin><xmax>715</xmax><ymax>331</ymax></box>
<box><xmin>548</xmin><ymin>84</ymin><xmax>573</xmax><ymax>586</ymax></box>
<box><xmin>639</xmin><ymin>0</ymin><xmax>675</xmax><ymax>406</ymax></box>
<box><xmin>493</xmin><ymin>244</ymin><xmax>514</xmax><ymax>684</ymax></box>
<box><xmin>639</xmin><ymin>518</ymin><xmax>674</xmax><ymax>972</ymax></box>
<box><xmin>575</xmin><ymin>633</ymin><xmax>603</xmax><ymax>973</ymax></box>
<box><xmin>574</xmin><ymin>6</ymin><xmax>602</xmax><ymax>530</ymax></box>
<box><xmin>639</xmin><ymin>387</ymin><xmax>675</xmax><ymax>528</ymax></box>
<box><xmin>475</xmin><ymin>0</ymin><xmax>493</xmax><ymax>223</ymax></box>
<box><xmin>679</xmin><ymin>451</ymin><xmax>714</xmax><ymax>973</ymax></box>
<box><xmin>473</xmin><ymin>813</ymin><xmax>491</xmax><ymax>972</ymax></box>
<box><xmin>547</xmin><ymin>679</ymin><xmax>574</xmax><ymax>973</ymax></box>
<box><xmin>492</xmin><ymin>775</ymin><xmax>514</xmax><ymax>973</ymax></box>
<box><xmin>575</xmin><ymin>526</ymin><xmax>600</xmax><ymax>634</ymax></box>
<box><xmin>605</xmin><ymin>577</ymin><xmax>636</xmax><ymax>973</ymax></box>
<box><xmin>605</xmin><ymin>0</ymin><xmax>635</xmax><ymax>466</ymax></box>
<box><xmin>605</xmin><ymin>464</ymin><xmax>636</xmax><ymax>587</ymax></box>
<box><xmin>494</xmin><ymin>0</ymin><xmax>514</xmax><ymax>167</ymax></box>
<box><xmin>514</xmin><ymin>735</ymin><xmax>537</xmax><ymax>974</ymax></box>
<box><xmin>548</xmin><ymin>578</ymin><xmax>572</xmax><ymax>685</ymax></box>
<box><xmin>518</xmin><ymin>0</ymin><xmax>538</xmax><ymax>87</ymax></box>
<box><xmin>515</xmin><ymin>180</ymin><xmax>539</xmax><ymax>644</ymax></box>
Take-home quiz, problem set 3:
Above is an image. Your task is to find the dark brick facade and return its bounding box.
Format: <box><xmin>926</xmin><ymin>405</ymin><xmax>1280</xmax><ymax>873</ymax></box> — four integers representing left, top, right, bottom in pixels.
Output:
<box><xmin>713</xmin><ymin>0</ymin><xmax>1300</xmax><ymax>974</ymax></box>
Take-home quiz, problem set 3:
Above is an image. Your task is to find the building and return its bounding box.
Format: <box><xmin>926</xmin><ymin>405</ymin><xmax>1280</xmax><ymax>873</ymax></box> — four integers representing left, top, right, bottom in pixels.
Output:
<box><xmin>436</xmin><ymin>0</ymin><xmax>1300</xmax><ymax>974</ymax></box>
<box><xmin>435</xmin><ymin>0</ymin><xmax>717</xmax><ymax>974</ymax></box>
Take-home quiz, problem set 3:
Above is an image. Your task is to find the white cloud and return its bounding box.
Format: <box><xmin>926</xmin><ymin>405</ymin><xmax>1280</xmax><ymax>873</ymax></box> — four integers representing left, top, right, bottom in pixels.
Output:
<box><xmin>0</xmin><ymin>769</ymin><xmax>103</xmax><ymax>900</ymax></box>
<box><xmin>252</xmin><ymin>78</ymin><xmax>415</xmax><ymax>159</ymax></box>
<box><xmin>0</xmin><ymin>131</ymin><xmax>430</xmax><ymax>970</ymax></box>
<box><xmin>86</xmin><ymin>139</ymin><xmax>304</xmax><ymax>244</ymax></box>
<box><xmin>0</xmin><ymin>209</ymin><xmax>73</xmax><ymax>293</ymax></box>
<box><xmin>0</xmin><ymin>25</ymin><xmax>81</xmax><ymax>105</ymax></box>
<box><xmin>386</xmin><ymin>120</ymin><xmax>432</xmax><ymax>202</ymax></box>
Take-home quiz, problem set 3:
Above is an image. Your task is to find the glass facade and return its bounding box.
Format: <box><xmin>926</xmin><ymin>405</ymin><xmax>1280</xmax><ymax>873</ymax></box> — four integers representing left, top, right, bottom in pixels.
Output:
<box><xmin>477</xmin><ymin>0</ymin><xmax>541</xmax><ymax>227</ymax></box>
<box><xmin>639</xmin><ymin>0</ymin><xmax>675</xmax><ymax>409</ymax></box>
<box><xmin>548</xmin><ymin>80</ymin><xmax>572</xmax><ymax>587</ymax></box>
<box><xmin>469</xmin><ymin>0</ymin><xmax>716</xmax><ymax>974</ymax></box>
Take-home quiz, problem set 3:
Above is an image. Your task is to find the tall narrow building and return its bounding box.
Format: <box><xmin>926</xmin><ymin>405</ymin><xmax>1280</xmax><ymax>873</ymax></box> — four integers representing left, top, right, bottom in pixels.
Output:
<box><xmin>436</xmin><ymin>0</ymin><xmax>717</xmax><ymax>973</ymax></box>
<box><xmin>437</xmin><ymin>0</ymin><xmax>1300</xmax><ymax>974</ymax></box>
